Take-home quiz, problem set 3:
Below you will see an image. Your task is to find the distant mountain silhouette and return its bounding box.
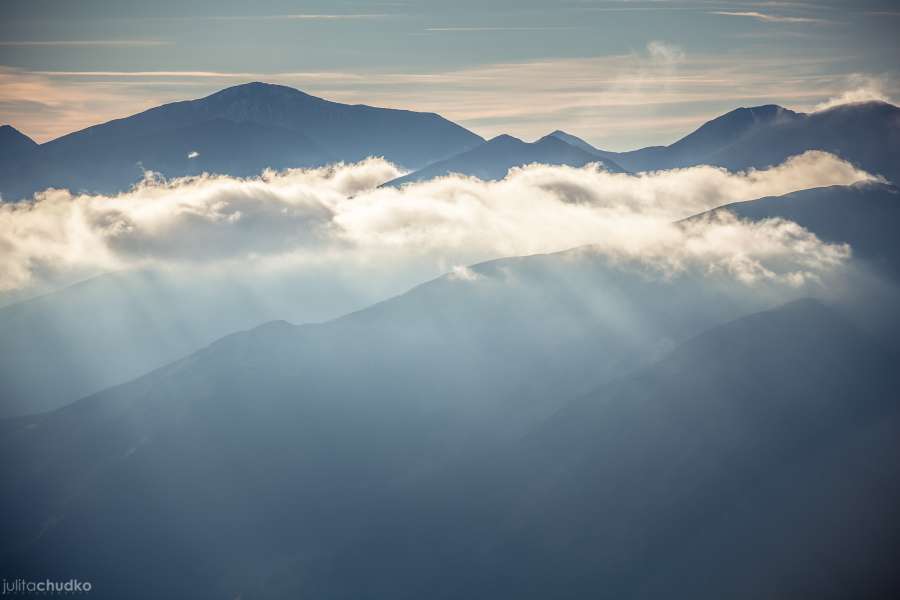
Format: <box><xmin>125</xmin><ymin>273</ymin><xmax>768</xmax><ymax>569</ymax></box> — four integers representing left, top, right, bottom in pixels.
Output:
<box><xmin>547</xmin><ymin>129</ymin><xmax>605</xmax><ymax>155</ymax></box>
<box><xmin>555</xmin><ymin>102</ymin><xmax>900</xmax><ymax>184</ymax></box>
<box><xmin>388</xmin><ymin>101</ymin><xmax>899</xmax><ymax>188</ymax></box>
<box><xmin>0</xmin><ymin>125</ymin><xmax>37</xmax><ymax>163</ymax></box>
<box><xmin>4</xmin><ymin>96</ymin><xmax>897</xmax><ymax>200</ymax></box>
<box><xmin>0</xmin><ymin>82</ymin><xmax>483</xmax><ymax>199</ymax></box>
<box><xmin>384</xmin><ymin>133</ymin><xmax>624</xmax><ymax>187</ymax></box>
<box><xmin>704</xmin><ymin>102</ymin><xmax>900</xmax><ymax>183</ymax></box>
<box><xmin>549</xmin><ymin>105</ymin><xmax>798</xmax><ymax>169</ymax></box>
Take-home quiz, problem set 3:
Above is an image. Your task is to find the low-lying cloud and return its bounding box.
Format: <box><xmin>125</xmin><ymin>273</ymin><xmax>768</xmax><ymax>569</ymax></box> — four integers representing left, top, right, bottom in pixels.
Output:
<box><xmin>0</xmin><ymin>151</ymin><xmax>876</xmax><ymax>295</ymax></box>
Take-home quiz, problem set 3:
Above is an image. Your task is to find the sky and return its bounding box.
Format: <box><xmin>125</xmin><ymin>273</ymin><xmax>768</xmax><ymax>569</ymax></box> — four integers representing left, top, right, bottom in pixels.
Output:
<box><xmin>0</xmin><ymin>0</ymin><xmax>898</xmax><ymax>150</ymax></box>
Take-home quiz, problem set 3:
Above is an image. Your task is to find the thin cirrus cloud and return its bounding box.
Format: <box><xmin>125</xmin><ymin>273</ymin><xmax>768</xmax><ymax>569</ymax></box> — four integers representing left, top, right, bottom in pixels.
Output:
<box><xmin>423</xmin><ymin>26</ymin><xmax>578</xmax><ymax>32</ymax></box>
<box><xmin>0</xmin><ymin>40</ymin><xmax>171</xmax><ymax>47</ymax></box>
<box><xmin>205</xmin><ymin>13</ymin><xmax>388</xmax><ymax>21</ymax></box>
<box><xmin>0</xmin><ymin>151</ymin><xmax>876</xmax><ymax>295</ymax></box>
<box><xmin>709</xmin><ymin>11</ymin><xmax>830</xmax><ymax>24</ymax></box>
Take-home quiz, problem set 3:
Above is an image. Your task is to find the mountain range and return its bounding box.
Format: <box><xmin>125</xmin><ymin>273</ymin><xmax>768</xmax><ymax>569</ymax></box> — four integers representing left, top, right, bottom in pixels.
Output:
<box><xmin>382</xmin><ymin>133</ymin><xmax>624</xmax><ymax>187</ymax></box>
<box><xmin>1</xmin><ymin>83</ymin><xmax>898</xmax><ymax>201</ymax></box>
<box><xmin>2</xmin><ymin>82</ymin><xmax>900</xmax><ymax>599</ymax></box>
<box><xmin>553</xmin><ymin>102</ymin><xmax>900</xmax><ymax>184</ymax></box>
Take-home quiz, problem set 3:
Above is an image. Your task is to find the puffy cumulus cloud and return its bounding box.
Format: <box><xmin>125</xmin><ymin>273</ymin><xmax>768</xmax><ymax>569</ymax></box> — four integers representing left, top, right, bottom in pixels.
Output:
<box><xmin>576</xmin><ymin>212</ymin><xmax>850</xmax><ymax>286</ymax></box>
<box><xmin>0</xmin><ymin>151</ymin><xmax>876</xmax><ymax>293</ymax></box>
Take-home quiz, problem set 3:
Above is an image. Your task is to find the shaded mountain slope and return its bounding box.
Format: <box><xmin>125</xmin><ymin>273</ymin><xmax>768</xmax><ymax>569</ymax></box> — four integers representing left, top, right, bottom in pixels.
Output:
<box><xmin>553</xmin><ymin>105</ymin><xmax>800</xmax><ymax>171</ymax></box>
<box><xmin>705</xmin><ymin>102</ymin><xmax>900</xmax><ymax>183</ymax></box>
<box><xmin>4</xmin><ymin>296</ymin><xmax>896</xmax><ymax>599</ymax></box>
<box><xmin>3</xmin><ymin>181</ymin><xmax>896</xmax><ymax>419</ymax></box>
<box><xmin>306</xmin><ymin>299</ymin><xmax>900</xmax><ymax>600</ymax></box>
<box><xmin>0</xmin><ymin>267</ymin><xmax>389</xmax><ymax>418</ymax></box>
<box><xmin>0</xmin><ymin>82</ymin><xmax>483</xmax><ymax>199</ymax></box>
<box><xmin>9</xmin><ymin>118</ymin><xmax>333</xmax><ymax>196</ymax></box>
<box><xmin>0</xmin><ymin>124</ymin><xmax>37</xmax><ymax>162</ymax></box>
<box><xmin>0</xmin><ymin>260</ymin><xmax>814</xmax><ymax>596</ymax></box>
<box><xmin>708</xmin><ymin>182</ymin><xmax>900</xmax><ymax>278</ymax></box>
<box><xmin>557</xmin><ymin>102</ymin><xmax>900</xmax><ymax>185</ymax></box>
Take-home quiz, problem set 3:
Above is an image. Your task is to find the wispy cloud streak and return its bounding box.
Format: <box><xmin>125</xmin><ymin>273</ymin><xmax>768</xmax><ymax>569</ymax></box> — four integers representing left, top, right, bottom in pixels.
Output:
<box><xmin>0</xmin><ymin>40</ymin><xmax>170</xmax><ymax>47</ymax></box>
<box><xmin>710</xmin><ymin>11</ymin><xmax>828</xmax><ymax>24</ymax></box>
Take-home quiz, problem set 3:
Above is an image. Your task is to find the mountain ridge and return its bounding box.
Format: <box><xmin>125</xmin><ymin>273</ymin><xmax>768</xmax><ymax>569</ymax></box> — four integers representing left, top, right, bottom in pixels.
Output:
<box><xmin>383</xmin><ymin>131</ymin><xmax>625</xmax><ymax>187</ymax></box>
<box><xmin>0</xmin><ymin>82</ymin><xmax>484</xmax><ymax>200</ymax></box>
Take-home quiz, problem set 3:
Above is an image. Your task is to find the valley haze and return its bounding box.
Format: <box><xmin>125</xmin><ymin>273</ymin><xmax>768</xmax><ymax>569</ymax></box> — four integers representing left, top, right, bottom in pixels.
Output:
<box><xmin>1</xmin><ymin>2</ymin><xmax>899</xmax><ymax>599</ymax></box>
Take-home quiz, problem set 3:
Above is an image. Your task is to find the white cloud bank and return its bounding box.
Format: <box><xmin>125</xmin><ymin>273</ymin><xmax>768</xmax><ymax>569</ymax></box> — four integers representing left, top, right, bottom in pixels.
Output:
<box><xmin>0</xmin><ymin>151</ymin><xmax>877</xmax><ymax>294</ymax></box>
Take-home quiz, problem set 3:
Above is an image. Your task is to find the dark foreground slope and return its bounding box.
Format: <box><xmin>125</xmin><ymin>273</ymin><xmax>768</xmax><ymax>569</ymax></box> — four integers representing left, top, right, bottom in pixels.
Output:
<box><xmin>2</xmin><ymin>297</ymin><xmax>897</xmax><ymax>600</ymax></box>
<box><xmin>0</xmin><ymin>255</ymin><xmax>813</xmax><ymax>597</ymax></box>
<box><xmin>289</xmin><ymin>299</ymin><xmax>900</xmax><ymax>600</ymax></box>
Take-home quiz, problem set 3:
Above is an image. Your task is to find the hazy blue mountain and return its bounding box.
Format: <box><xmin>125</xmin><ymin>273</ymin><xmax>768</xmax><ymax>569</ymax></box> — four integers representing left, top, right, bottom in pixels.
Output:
<box><xmin>687</xmin><ymin>182</ymin><xmax>900</xmax><ymax>347</ymax></box>
<box><xmin>708</xmin><ymin>182</ymin><xmax>900</xmax><ymax>278</ymax></box>
<box><xmin>383</xmin><ymin>133</ymin><xmax>625</xmax><ymax>187</ymax></box>
<box><xmin>691</xmin><ymin>102</ymin><xmax>900</xmax><ymax>184</ymax></box>
<box><xmin>0</xmin><ymin>267</ymin><xmax>397</xmax><ymax>418</ymax></box>
<box><xmin>310</xmin><ymin>299</ymin><xmax>900</xmax><ymax>600</ymax></box>
<box><xmin>8</xmin><ymin>118</ymin><xmax>334</xmax><ymax>198</ymax></box>
<box><xmin>0</xmin><ymin>227</ymin><xmax>810</xmax><ymax>418</ymax></box>
<box><xmin>3</xmin><ymin>182</ymin><xmax>897</xmax><ymax>419</ymax></box>
<box><xmin>0</xmin><ymin>82</ymin><xmax>483</xmax><ymax>200</ymax></box>
<box><xmin>547</xmin><ymin>129</ymin><xmax>606</xmax><ymax>155</ymax></box>
<box><xmin>0</xmin><ymin>125</ymin><xmax>37</xmax><ymax>162</ymax></box>
<box><xmin>6</xmin><ymin>98</ymin><xmax>896</xmax><ymax>200</ymax></box>
<box><xmin>647</xmin><ymin>104</ymin><xmax>800</xmax><ymax>169</ymax></box>
<box><xmin>3</xmin><ymin>296</ymin><xmax>896</xmax><ymax>599</ymax></box>
<box><xmin>549</xmin><ymin>105</ymin><xmax>799</xmax><ymax>171</ymax></box>
<box><xmin>557</xmin><ymin>102</ymin><xmax>900</xmax><ymax>184</ymax></box>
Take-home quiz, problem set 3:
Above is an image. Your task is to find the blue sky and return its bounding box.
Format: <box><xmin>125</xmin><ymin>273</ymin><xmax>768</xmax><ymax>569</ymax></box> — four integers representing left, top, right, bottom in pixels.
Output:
<box><xmin>1</xmin><ymin>0</ymin><xmax>898</xmax><ymax>149</ymax></box>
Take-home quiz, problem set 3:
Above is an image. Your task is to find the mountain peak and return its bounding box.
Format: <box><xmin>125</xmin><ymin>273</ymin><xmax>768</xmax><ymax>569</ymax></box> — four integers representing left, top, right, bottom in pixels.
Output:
<box><xmin>540</xmin><ymin>130</ymin><xmax>587</xmax><ymax>146</ymax></box>
<box><xmin>533</xmin><ymin>134</ymin><xmax>575</xmax><ymax>149</ymax></box>
<box><xmin>0</xmin><ymin>124</ymin><xmax>37</xmax><ymax>144</ymax></box>
<box><xmin>711</xmin><ymin>104</ymin><xmax>798</xmax><ymax>127</ymax></box>
<box><xmin>666</xmin><ymin>103</ymin><xmax>800</xmax><ymax>159</ymax></box>
<box><xmin>0</xmin><ymin>124</ymin><xmax>39</xmax><ymax>160</ymax></box>
<box><xmin>487</xmin><ymin>133</ymin><xmax>525</xmax><ymax>145</ymax></box>
<box><xmin>201</xmin><ymin>81</ymin><xmax>319</xmax><ymax>103</ymax></box>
